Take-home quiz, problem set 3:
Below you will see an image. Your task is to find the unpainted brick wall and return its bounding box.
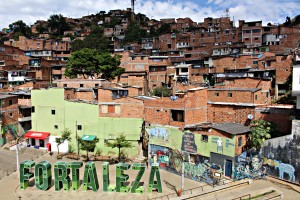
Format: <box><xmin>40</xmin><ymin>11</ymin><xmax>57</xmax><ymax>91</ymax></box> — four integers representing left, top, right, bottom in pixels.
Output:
<box><xmin>208</xmin><ymin>104</ymin><xmax>255</xmax><ymax>124</ymax></box>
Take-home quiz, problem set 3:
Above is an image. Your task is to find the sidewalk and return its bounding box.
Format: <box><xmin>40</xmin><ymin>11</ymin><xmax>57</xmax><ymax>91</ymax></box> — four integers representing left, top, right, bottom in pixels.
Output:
<box><xmin>0</xmin><ymin>153</ymin><xmax>204</xmax><ymax>200</ymax></box>
<box><xmin>1</xmin><ymin>152</ymin><xmax>300</xmax><ymax>200</ymax></box>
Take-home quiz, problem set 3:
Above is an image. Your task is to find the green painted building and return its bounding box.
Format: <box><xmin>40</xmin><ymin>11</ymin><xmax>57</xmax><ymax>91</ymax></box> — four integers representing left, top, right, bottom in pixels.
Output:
<box><xmin>147</xmin><ymin>124</ymin><xmax>250</xmax><ymax>180</ymax></box>
<box><xmin>147</xmin><ymin>125</ymin><xmax>236</xmax><ymax>158</ymax></box>
<box><xmin>31</xmin><ymin>88</ymin><xmax>143</xmax><ymax>157</ymax></box>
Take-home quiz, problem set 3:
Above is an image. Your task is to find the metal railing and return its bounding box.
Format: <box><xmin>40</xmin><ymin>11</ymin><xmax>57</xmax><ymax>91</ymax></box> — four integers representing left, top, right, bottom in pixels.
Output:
<box><xmin>231</xmin><ymin>190</ymin><xmax>281</xmax><ymax>200</ymax></box>
<box><xmin>183</xmin><ymin>181</ymin><xmax>250</xmax><ymax>200</ymax></box>
<box><xmin>232</xmin><ymin>194</ymin><xmax>251</xmax><ymax>200</ymax></box>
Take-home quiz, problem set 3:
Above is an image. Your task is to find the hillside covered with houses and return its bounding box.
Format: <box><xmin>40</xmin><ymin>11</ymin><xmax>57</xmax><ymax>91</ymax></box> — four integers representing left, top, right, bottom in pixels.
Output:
<box><xmin>1</xmin><ymin>8</ymin><xmax>300</xmax><ymax>184</ymax></box>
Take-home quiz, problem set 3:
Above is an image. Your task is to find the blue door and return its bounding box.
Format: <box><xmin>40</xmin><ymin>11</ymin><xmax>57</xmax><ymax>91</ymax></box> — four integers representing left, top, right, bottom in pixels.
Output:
<box><xmin>225</xmin><ymin>160</ymin><xmax>233</xmax><ymax>178</ymax></box>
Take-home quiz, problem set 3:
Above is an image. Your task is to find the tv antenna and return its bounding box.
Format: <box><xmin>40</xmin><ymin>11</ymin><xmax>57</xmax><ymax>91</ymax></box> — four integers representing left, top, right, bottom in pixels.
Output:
<box><xmin>225</xmin><ymin>8</ymin><xmax>230</xmax><ymax>18</ymax></box>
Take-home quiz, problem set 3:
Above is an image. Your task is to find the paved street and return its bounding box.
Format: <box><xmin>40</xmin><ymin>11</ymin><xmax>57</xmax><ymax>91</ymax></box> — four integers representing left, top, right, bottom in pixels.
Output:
<box><xmin>0</xmin><ymin>147</ymin><xmax>47</xmax><ymax>180</ymax></box>
<box><xmin>0</xmin><ymin>151</ymin><xmax>300</xmax><ymax>200</ymax></box>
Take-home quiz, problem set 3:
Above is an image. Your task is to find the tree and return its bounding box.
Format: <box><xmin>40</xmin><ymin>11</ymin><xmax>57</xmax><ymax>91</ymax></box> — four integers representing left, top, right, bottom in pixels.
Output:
<box><xmin>105</xmin><ymin>134</ymin><xmax>132</xmax><ymax>162</ymax></box>
<box><xmin>154</xmin><ymin>23</ymin><xmax>171</xmax><ymax>36</ymax></box>
<box><xmin>55</xmin><ymin>128</ymin><xmax>72</xmax><ymax>155</ymax></box>
<box><xmin>71</xmin><ymin>26</ymin><xmax>110</xmax><ymax>52</ymax></box>
<box><xmin>284</xmin><ymin>16</ymin><xmax>291</xmax><ymax>26</ymax></box>
<box><xmin>123</xmin><ymin>22</ymin><xmax>147</xmax><ymax>44</ymax></box>
<box><xmin>152</xmin><ymin>86</ymin><xmax>172</xmax><ymax>97</ymax></box>
<box><xmin>9</xmin><ymin>20</ymin><xmax>32</xmax><ymax>39</ymax></box>
<box><xmin>249</xmin><ymin>120</ymin><xmax>271</xmax><ymax>150</ymax></box>
<box><xmin>47</xmin><ymin>14</ymin><xmax>70</xmax><ymax>36</ymax></box>
<box><xmin>97</xmin><ymin>52</ymin><xmax>124</xmax><ymax>80</ymax></box>
<box><xmin>77</xmin><ymin>136</ymin><xmax>99</xmax><ymax>161</ymax></box>
<box><xmin>65</xmin><ymin>48</ymin><xmax>124</xmax><ymax>80</ymax></box>
<box><xmin>36</xmin><ymin>23</ymin><xmax>48</xmax><ymax>34</ymax></box>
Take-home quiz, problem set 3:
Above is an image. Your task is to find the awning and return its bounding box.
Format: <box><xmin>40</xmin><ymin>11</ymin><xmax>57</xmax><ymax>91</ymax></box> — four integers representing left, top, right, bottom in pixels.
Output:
<box><xmin>81</xmin><ymin>135</ymin><xmax>97</xmax><ymax>141</ymax></box>
<box><xmin>24</xmin><ymin>131</ymin><xmax>50</xmax><ymax>140</ymax></box>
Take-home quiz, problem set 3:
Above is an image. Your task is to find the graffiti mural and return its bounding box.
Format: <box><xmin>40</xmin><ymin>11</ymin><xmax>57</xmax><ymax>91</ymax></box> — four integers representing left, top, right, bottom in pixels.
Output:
<box><xmin>149</xmin><ymin>127</ymin><xmax>169</xmax><ymax>146</ymax></box>
<box><xmin>234</xmin><ymin>149</ymin><xmax>263</xmax><ymax>181</ymax></box>
<box><xmin>149</xmin><ymin>144</ymin><xmax>222</xmax><ymax>185</ymax></box>
<box><xmin>262</xmin><ymin>134</ymin><xmax>300</xmax><ymax>184</ymax></box>
<box><xmin>181</xmin><ymin>132</ymin><xmax>197</xmax><ymax>153</ymax></box>
<box><xmin>274</xmin><ymin>160</ymin><xmax>295</xmax><ymax>182</ymax></box>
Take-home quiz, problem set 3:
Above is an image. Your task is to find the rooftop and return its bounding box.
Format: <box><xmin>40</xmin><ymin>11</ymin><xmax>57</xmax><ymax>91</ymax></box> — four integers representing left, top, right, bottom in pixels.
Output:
<box><xmin>0</xmin><ymin>94</ymin><xmax>18</xmax><ymax>99</ymax></box>
<box><xmin>53</xmin><ymin>79</ymin><xmax>106</xmax><ymax>83</ymax></box>
<box><xmin>208</xmin><ymin>101</ymin><xmax>258</xmax><ymax>107</ymax></box>
<box><xmin>208</xmin><ymin>87</ymin><xmax>261</xmax><ymax>92</ymax></box>
<box><xmin>212</xmin><ymin>123</ymin><xmax>251</xmax><ymax>135</ymax></box>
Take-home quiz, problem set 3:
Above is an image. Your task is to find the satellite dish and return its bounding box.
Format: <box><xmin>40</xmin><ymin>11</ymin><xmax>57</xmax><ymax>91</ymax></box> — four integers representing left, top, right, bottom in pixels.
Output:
<box><xmin>247</xmin><ymin>114</ymin><xmax>253</xmax><ymax>120</ymax></box>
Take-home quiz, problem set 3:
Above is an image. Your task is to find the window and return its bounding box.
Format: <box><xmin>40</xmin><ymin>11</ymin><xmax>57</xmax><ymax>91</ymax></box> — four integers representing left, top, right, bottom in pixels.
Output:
<box><xmin>112</xmin><ymin>90</ymin><xmax>128</xmax><ymax>99</ymax></box>
<box><xmin>63</xmin><ymin>84</ymin><xmax>67</xmax><ymax>87</ymax></box>
<box><xmin>101</xmin><ymin>104</ymin><xmax>121</xmax><ymax>114</ymax></box>
<box><xmin>9</xmin><ymin>100</ymin><xmax>13</xmax><ymax>105</ymax></box>
<box><xmin>253</xmin><ymin>61</ymin><xmax>258</xmax><ymax>65</ymax></box>
<box><xmin>238</xmin><ymin>137</ymin><xmax>242</xmax><ymax>147</ymax></box>
<box><xmin>32</xmin><ymin>106</ymin><xmax>35</xmax><ymax>113</ymax></box>
<box><xmin>108</xmin><ymin>105</ymin><xmax>115</xmax><ymax>113</ymax></box>
<box><xmin>95</xmin><ymin>84</ymin><xmax>99</xmax><ymax>87</ymax></box>
<box><xmin>149</xmin><ymin>66</ymin><xmax>166</xmax><ymax>72</ymax></box>
<box><xmin>51</xmin><ymin>110</ymin><xmax>55</xmax><ymax>115</ymax></box>
<box><xmin>77</xmin><ymin>125</ymin><xmax>82</xmax><ymax>130</ymax></box>
<box><xmin>228</xmin><ymin>93</ymin><xmax>232</xmax><ymax>97</ymax></box>
<box><xmin>171</xmin><ymin>110</ymin><xmax>184</xmax><ymax>122</ymax></box>
<box><xmin>215</xmin><ymin>92</ymin><xmax>219</xmax><ymax>96</ymax></box>
<box><xmin>255</xmin><ymin>95</ymin><xmax>258</xmax><ymax>100</ymax></box>
<box><xmin>10</xmin><ymin>112</ymin><xmax>13</xmax><ymax>117</ymax></box>
<box><xmin>80</xmin><ymin>84</ymin><xmax>83</xmax><ymax>87</ymax></box>
<box><xmin>54</xmin><ymin>125</ymin><xmax>58</xmax><ymax>129</ymax></box>
<box><xmin>168</xmin><ymin>44</ymin><xmax>171</xmax><ymax>48</ymax></box>
<box><xmin>181</xmin><ymin>68</ymin><xmax>188</xmax><ymax>73</ymax></box>
<box><xmin>201</xmin><ymin>135</ymin><xmax>208</xmax><ymax>142</ymax></box>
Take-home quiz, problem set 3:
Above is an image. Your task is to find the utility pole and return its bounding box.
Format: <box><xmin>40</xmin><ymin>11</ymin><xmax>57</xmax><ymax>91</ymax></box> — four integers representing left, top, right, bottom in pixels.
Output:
<box><xmin>181</xmin><ymin>153</ymin><xmax>184</xmax><ymax>192</ymax></box>
<box><xmin>131</xmin><ymin>0</ymin><xmax>136</xmax><ymax>21</ymax></box>
<box><xmin>76</xmin><ymin>121</ymin><xmax>79</xmax><ymax>159</ymax></box>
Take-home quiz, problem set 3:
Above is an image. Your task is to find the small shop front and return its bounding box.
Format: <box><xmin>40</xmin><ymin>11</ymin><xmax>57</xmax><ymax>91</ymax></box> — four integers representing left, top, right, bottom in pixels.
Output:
<box><xmin>24</xmin><ymin>131</ymin><xmax>50</xmax><ymax>149</ymax></box>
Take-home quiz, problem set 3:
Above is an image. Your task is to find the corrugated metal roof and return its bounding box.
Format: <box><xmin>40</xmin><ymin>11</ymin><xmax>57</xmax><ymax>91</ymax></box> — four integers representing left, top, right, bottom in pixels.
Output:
<box><xmin>212</xmin><ymin>123</ymin><xmax>251</xmax><ymax>135</ymax></box>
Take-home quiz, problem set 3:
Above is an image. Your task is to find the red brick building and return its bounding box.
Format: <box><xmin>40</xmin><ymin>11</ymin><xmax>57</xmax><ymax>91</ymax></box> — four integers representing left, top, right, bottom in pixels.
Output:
<box><xmin>144</xmin><ymin>87</ymin><xmax>208</xmax><ymax>128</ymax></box>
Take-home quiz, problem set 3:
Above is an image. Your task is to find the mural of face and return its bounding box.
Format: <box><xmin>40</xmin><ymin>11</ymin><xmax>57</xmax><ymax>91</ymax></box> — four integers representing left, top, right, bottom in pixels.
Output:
<box><xmin>251</xmin><ymin>156</ymin><xmax>262</xmax><ymax>171</ymax></box>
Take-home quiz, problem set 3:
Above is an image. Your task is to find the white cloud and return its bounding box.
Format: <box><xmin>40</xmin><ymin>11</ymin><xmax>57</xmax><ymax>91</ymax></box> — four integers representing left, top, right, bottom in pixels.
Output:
<box><xmin>0</xmin><ymin>0</ymin><xmax>299</xmax><ymax>29</ymax></box>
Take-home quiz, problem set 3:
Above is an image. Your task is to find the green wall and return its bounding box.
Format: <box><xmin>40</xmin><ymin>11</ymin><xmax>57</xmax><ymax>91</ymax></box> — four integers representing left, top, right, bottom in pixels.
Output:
<box><xmin>148</xmin><ymin>125</ymin><xmax>236</xmax><ymax>158</ymax></box>
<box><xmin>31</xmin><ymin>88</ymin><xmax>143</xmax><ymax>157</ymax></box>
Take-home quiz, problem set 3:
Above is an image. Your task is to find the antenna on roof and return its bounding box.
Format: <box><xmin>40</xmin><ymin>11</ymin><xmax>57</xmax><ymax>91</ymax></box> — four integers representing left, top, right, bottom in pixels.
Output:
<box><xmin>131</xmin><ymin>0</ymin><xmax>136</xmax><ymax>21</ymax></box>
<box><xmin>225</xmin><ymin>8</ymin><xmax>230</xmax><ymax>18</ymax></box>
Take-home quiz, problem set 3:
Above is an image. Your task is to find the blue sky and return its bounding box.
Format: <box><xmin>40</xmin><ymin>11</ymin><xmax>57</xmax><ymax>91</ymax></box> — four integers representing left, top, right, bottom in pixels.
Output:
<box><xmin>0</xmin><ymin>0</ymin><xmax>299</xmax><ymax>29</ymax></box>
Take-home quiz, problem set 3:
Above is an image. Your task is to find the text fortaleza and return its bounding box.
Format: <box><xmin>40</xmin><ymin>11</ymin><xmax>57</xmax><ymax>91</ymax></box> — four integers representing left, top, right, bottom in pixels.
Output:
<box><xmin>20</xmin><ymin>160</ymin><xmax>162</xmax><ymax>193</ymax></box>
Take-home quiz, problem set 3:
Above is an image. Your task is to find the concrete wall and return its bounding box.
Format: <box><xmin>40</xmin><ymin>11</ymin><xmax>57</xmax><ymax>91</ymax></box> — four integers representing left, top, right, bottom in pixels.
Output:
<box><xmin>261</xmin><ymin>120</ymin><xmax>300</xmax><ymax>183</ymax></box>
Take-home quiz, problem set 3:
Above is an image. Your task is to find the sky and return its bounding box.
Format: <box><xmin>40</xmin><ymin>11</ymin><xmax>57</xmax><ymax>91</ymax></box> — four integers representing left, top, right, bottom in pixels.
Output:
<box><xmin>0</xmin><ymin>0</ymin><xmax>299</xmax><ymax>29</ymax></box>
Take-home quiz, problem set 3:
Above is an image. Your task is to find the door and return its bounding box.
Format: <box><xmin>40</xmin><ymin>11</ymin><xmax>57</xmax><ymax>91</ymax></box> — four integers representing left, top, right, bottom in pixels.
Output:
<box><xmin>40</xmin><ymin>139</ymin><xmax>45</xmax><ymax>147</ymax></box>
<box><xmin>31</xmin><ymin>138</ymin><xmax>36</xmax><ymax>146</ymax></box>
<box><xmin>225</xmin><ymin>160</ymin><xmax>233</xmax><ymax>178</ymax></box>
